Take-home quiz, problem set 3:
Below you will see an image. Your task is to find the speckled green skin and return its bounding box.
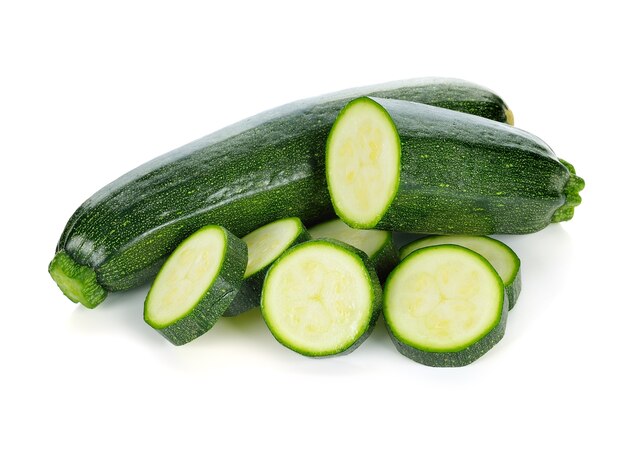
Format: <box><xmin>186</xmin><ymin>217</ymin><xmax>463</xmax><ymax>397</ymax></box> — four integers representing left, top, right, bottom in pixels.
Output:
<box><xmin>261</xmin><ymin>239</ymin><xmax>382</xmax><ymax>358</ymax></box>
<box><xmin>223</xmin><ymin>222</ymin><xmax>311</xmax><ymax>317</ymax></box>
<box><xmin>369</xmin><ymin>234</ymin><xmax>400</xmax><ymax>282</ymax></box>
<box><xmin>354</xmin><ymin>97</ymin><xmax>584</xmax><ymax>235</ymax></box>
<box><xmin>144</xmin><ymin>226</ymin><xmax>247</xmax><ymax>346</ymax></box>
<box><xmin>53</xmin><ymin>78</ymin><xmax>512</xmax><ymax>305</ymax></box>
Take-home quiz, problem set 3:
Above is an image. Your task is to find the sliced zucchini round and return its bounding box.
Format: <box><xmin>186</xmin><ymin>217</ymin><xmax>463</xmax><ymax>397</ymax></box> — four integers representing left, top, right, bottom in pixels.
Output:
<box><xmin>384</xmin><ymin>244</ymin><xmax>507</xmax><ymax>367</ymax></box>
<box><xmin>261</xmin><ymin>239</ymin><xmax>382</xmax><ymax>357</ymax></box>
<box><xmin>309</xmin><ymin>218</ymin><xmax>399</xmax><ymax>280</ymax></box>
<box><xmin>223</xmin><ymin>217</ymin><xmax>310</xmax><ymax>317</ymax></box>
<box><xmin>326</xmin><ymin>97</ymin><xmax>401</xmax><ymax>229</ymax></box>
<box><xmin>400</xmin><ymin>235</ymin><xmax>521</xmax><ymax>309</ymax></box>
<box><xmin>144</xmin><ymin>225</ymin><xmax>247</xmax><ymax>345</ymax></box>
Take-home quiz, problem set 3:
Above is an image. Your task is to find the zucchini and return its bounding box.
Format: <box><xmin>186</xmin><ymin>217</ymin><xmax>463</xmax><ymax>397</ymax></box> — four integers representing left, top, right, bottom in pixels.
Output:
<box><xmin>400</xmin><ymin>235</ymin><xmax>521</xmax><ymax>309</ymax></box>
<box><xmin>326</xmin><ymin>96</ymin><xmax>584</xmax><ymax>234</ymax></box>
<box><xmin>144</xmin><ymin>225</ymin><xmax>247</xmax><ymax>345</ymax></box>
<box><xmin>223</xmin><ymin>217</ymin><xmax>310</xmax><ymax>317</ymax></box>
<box><xmin>309</xmin><ymin>218</ymin><xmax>398</xmax><ymax>280</ymax></box>
<box><xmin>261</xmin><ymin>239</ymin><xmax>382</xmax><ymax>357</ymax></box>
<box><xmin>384</xmin><ymin>244</ymin><xmax>507</xmax><ymax>367</ymax></box>
<box><xmin>50</xmin><ymin>78</ymin><xmax>514</xmax><ymax>308</ymax></box>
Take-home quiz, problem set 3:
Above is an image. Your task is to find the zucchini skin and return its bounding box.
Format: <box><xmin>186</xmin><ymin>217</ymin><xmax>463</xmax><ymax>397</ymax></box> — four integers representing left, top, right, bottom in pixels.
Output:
<box><xmin>53</xmin><ymin>78</ymin><xmax>513</xmax><ymax>304</ymax></box>
<box><xmin>361</xmin><ymin>97</ymin><xmax>584</xmax><ymax>235</ymax></box>
<box><xmin>369</xmin><ymin>233</ymin><xmax>400</xmax><ymax>282</ymax></box>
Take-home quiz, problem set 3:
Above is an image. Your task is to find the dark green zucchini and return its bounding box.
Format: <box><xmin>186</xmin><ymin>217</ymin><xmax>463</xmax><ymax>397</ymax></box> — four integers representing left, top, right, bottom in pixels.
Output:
<box><xmin>326</xmin><ymin>96</ymin><xmax>584</xmax><ymax>234</ymax></box>
<box><xmin>49</xmin><ymin>78</ymin><xmax>514</xmax><ymax>308</ymax></box>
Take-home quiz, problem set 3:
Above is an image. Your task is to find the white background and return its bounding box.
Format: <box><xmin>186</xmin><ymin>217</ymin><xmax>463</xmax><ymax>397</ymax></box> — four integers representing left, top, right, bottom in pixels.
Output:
<box><xmin>1</xmin><ymin>1</ymin><xmax>624</xmax><ymax>450</ymax></box>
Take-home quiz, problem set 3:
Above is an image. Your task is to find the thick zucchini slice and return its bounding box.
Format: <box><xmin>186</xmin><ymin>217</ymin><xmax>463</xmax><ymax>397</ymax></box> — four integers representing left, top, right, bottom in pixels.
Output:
<box><xmin>309</xmin><ymin>218</ymin><xmax>398</xmax><ymax>280</ymax></box>
<box><xmin>51</xmin><ymin>78</ymin><xmax>515</xmax><ymax>307</ymax></box>
<box><xmin>384</xmin><ymin>244</ymin><xmax>507</xmax><ymax>367</ymax></box>
<box><xmin>261</xmin><ymin>239</ymin><xmax>382</xmax><ymax>357</ymax></box>
<box><xmin>223</xmin><ymin>217</ymin><xmax>310</xmax><ymax>317</ymax></box>
<box><xmin>326</xmin><ymin>96</ymin><xmax>584</xmax><ymax>234</ymax></box>
<box><xmin>400</xmin><ymin>235</ymin><xmax>521</xmax><ymax>310</ymax></box>
<box><xmin>144</xmin><ymin>225</ymin><xmax>247</xmax><ymax>345</ymax></box>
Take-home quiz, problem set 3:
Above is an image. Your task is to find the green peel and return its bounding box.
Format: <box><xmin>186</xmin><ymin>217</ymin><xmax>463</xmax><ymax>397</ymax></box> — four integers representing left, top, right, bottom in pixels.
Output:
<box><xmin>48</xmin><ymin>251</ymin><xmax>107</xmax><ymax>308</ymax></box>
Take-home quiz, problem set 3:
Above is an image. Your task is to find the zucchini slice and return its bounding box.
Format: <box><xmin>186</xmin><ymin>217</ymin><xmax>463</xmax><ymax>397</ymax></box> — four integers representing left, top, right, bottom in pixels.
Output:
<box><xmin>384</xmin><ymin>244</ymin><xmax>507</xmax><ymax>367</ymax></box>
<box><xmin>326</xmin><ymin>96</ymin><xmax>584</xmax><ymax>234</ymax></box>
<box><xmin>309</xmin><ymin>218</ymin><xmax>398</xmax><ymax>280</ymax></box>
<box><xmin>261</xmin><ymin>239</ymin><xmax>382</xmax><ymax>357</ymax></box>
<box><xmin>400</xmin><ymin>236</ymin><xmax>521</xmax><ymax>310</ymax></box>
<box><xmin>144</xmin><ymin>225</ymin><xmax>247</xmax><ymax>345</ymax></box>
<box><xmin>223</xmin><ymin>217</ymin><xmax>310</xmax><ymax>317</ymax></box>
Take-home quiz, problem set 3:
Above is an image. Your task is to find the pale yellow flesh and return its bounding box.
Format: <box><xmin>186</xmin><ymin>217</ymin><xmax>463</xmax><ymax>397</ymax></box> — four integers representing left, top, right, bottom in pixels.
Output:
<box><xmin>146</xmin><ymin>228</ymin><xmax>225</xmax><ymax>326</ymax></box>
<box><xmin>400</xmin><ymin>236</ymin><xmax>516</xmax><ymax>284</ymax></box>
<box><xmin>327</xmin><ymin>100</ymin><xmax>399</xmax><ymax>226</ymax></box>
<box><xmin>309</xmin><ymin>218</ymin><xmax>388</xmax><ymax>257</ymax></box>
<box><xmin>242</xmin><ymin>218</ymin><xmax>300</xmax><ymax>278</ymax></box>
<box><xmin>263</xmin><ymin>244</ymin><xmax>371</xmax><ymax>353</ymax></box>
<box><xmin>386</xmin><ymin>248</ymin><xmax>501</xmax><ymax>350</ymax></box>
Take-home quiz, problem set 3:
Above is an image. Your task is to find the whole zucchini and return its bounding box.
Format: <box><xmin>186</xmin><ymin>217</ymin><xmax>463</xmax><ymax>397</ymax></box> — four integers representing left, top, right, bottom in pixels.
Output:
<box><xmin>49</xmin><ymin>78</ymin><xmax>513</xmax><ymax>308</ymax></box>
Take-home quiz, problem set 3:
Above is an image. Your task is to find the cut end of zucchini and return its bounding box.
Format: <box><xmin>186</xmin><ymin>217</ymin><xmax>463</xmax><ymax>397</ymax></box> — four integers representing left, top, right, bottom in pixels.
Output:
<box><xmin>504</xmin><ymin>108</ymin><xmax>515</xmax><ymax>125</ymax></box>
<box><xmin>326</xmin><ymin>97</ymin><xmax>401</xmax><ymax>229</ymax></box>
<box><xmin>400</xmin><ymin>235</ymin><xmax>521</xmax><ymax>310</ymax></box>
<box><xmin>552</xmin><ymin>159</ymin><xmax>585</xmax><ymax>223</ymax></box>
<box><xmin>48</xmin><ymin>251</ymin><xmax>107</xmax><ymax>308</ymax></box>
<box><xmin>261</xmin><ymin>240</ymin><xmax>379</xmax><ymax>357</ymax></box>
<box><xmin>385</xmin><ymin>245</ymin><xmax>505</xmax><ymax>365</ymax></box>
<box><xmin>309</xmin><ymin>218</ymin><xmax>389</xmax><ymax>258</ymax></box>
<box><xmin>145</xmin><ymin>226</ymin><xmax>227</xmax><ymax>329</ymax></box>
<box><xmin>242</xmin><ymin>217</ymin><xmax>303</xmax><ymax>278</ymax></box>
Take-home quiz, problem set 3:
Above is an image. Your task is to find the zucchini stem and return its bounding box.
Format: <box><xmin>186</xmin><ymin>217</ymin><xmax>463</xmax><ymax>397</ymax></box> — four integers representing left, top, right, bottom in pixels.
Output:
<box><xmin>552</xmin><ymin>159</ymin><xmax>585</xmax><ymax>223</ymax></box>
<box><xmin>48</xmin><ymin>251</ymin><xmax>107</xmax><ymax>308</ymax></box>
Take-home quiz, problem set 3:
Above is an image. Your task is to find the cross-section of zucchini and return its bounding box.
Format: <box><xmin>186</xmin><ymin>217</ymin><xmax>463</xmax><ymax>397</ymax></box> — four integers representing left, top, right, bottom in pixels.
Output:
<box><xmin>261</xmin><ymin>239</ymin><xmax>382</xmax><ymax>357</ymax></box>
<box><xmin>309</xmin><ymin>218</ymin><xmax>398</xmax><ymax>280</ymax></box>
<box><xmin>384</xmin><ymin>244</ymin><xmax>507</xmax><ymax>367</ymax></box>
<box><xmin>400</xmin><ymin>235</ymin><xmax>521</xmax><ymax>309</ymax></box>
<box><xmin>223</xmin><ymin>217</ymin><xmax>310</xmax><ymax>316</ymax></box>
<box><xmin>144</xmin><ymin>225</ymin><xmax>247</xmax><ymax>345</ymax></box>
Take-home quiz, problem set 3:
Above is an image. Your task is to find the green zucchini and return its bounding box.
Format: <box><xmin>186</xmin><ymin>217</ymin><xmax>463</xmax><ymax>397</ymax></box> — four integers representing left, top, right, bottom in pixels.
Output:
<box><xmin>261</xmin><ymin>239</ymin><xmax>382</xmax><ymax>357</ymax></box>
<box><xmin>400</xmin><ymin>235</ymin><xmax>521</xmax><ymax>309</ymax></box>
<box><xmin>50</xmin><ymin>78</ymin><xmax>514</xmax><ymax>308</ymax></box>
<box><xmin>309</xmin><ymin>218</ymin><xmax>398</xmax><ymax>280</ymax></box>
<box><xmin>326</xmin><ymin>96</ymin><xmax>584</xmax><ymax>234</ymax></box>
<box><xmin>223</xmin><ymin>217</ymin><xmax>310</xmax><ymax>317</ymax></box>
<box><xmin>144</xmin><ymin>225</ymin><xmax>247</xmax><ymax>345</ymax></box>
<box><xmin>384</xmin><ymin>244</ymin><xmax>507</xmax><ymax>367</ymax></box>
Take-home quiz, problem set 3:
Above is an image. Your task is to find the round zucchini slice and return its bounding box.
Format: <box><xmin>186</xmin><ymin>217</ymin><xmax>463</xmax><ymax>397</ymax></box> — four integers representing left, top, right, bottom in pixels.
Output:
<box><xmin>223</xmin><ymin>217</ymin><xmax>310</xmax><ymax>317</ymax></box>
<box><xmin>309</xmin><ymin>218</ymin><xmax>398</xmax><ymax>280</ymax></box>
<box><xmin>144</xmin><ymin>225</ymin><xmax>247</xmax><ymax>345</ymax></box>
<box><xmin>261</xmin><ymin>239</ymin><xmax>382</xmax><ymax>357</ymax></box>
<box><xmin>400</xmin><ymin>235</ymin><xmax>521</xmax><ymax>309</ymax></box>
<box><xmin>384</xmin><ymin>244</ymin><xmax>507</xmax><ymax>367</ymax></box>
